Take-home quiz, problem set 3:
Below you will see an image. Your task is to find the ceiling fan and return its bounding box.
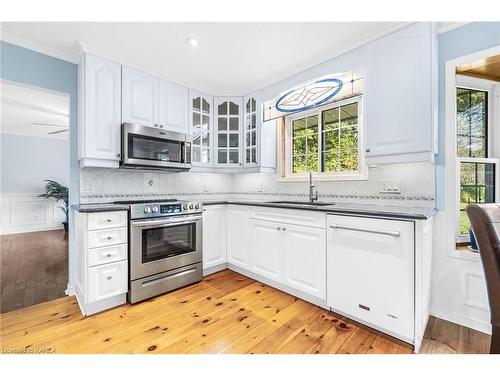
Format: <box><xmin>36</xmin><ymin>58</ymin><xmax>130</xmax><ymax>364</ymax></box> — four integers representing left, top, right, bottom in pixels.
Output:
<box><xmin>32</xmin><ymin>121</ymin><xmax>69</xmax><ymax>135</ymax></box>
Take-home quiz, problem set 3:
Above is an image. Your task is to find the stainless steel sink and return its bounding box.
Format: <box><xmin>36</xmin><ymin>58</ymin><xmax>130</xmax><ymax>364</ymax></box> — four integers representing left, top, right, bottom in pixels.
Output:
<box><xmin>266</xmin><ymin>200</ymin><xmax>334</xmax><ymax>207</ymax></box>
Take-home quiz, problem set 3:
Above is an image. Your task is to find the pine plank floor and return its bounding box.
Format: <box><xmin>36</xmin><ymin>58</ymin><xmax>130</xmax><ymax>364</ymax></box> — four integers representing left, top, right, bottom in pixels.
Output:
<box><xmin>0</xmin><ymin>269</ymin><xmax>491</xmax><ymax>354</ymax></box>
<box><xmin>0</xmin><ymin>229</ymin><xmax>68</xmax><ymax>314</ymax></box>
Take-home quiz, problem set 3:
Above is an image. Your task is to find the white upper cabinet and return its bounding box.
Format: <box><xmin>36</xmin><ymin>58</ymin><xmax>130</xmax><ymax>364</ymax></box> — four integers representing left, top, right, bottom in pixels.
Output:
<box><xmin>158</xmin><ymin>80</ymin><xmax>188</xmax><ymax>133</ymax></box>
<box><xmin>122</xmin><ymin>67</ymin><xmax>159</xmax><ymax>127</ymax></box>
<box><xmin>243</xmin><ymin>94</ymin><xmax>259</xmax><ymax>167</ymax></box>
<box><xmin>189</xmin><ymin>90</ymin><xmax>213</xmax><ymax>167</ymax></box>
<box><xmin>79</xmin><ymin>53</ymin><xmax>122</xmax><ymax>168</ymax></box>
<box><xmin>215</xmin><ymin>97</ymin><xmax>243</xmax><ymax>168</ymax></box>
<box><xmin>365</xmin><ymin>22</ymin><xmax>436</xmax><ymax>163</ymax></box>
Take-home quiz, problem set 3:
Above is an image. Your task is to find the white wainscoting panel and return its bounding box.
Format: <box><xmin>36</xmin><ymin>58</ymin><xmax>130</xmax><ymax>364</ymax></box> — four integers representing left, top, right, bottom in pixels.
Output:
<box><xmin>462</xmin><ymin>270</ymin><xmax>489</xmax><ymax>312</ymax></box>
<box><xmin>0</xmin><ymin>193</ymin><xmax>65</xmax><ymax>235</ymax></box>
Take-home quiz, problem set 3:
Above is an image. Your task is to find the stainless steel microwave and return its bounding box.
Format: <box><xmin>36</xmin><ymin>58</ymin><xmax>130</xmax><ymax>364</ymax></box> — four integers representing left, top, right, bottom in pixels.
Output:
<box><xmin>121</xmin><ymin>123</ymin><xmax>192</xmax><ymax>170</ymax></box>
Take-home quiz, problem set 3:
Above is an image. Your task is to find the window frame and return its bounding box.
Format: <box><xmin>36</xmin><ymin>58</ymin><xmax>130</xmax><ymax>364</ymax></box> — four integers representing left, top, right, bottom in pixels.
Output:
<box><xmin>283</xmin><ymin>96</ymin><xmax>367</xmax><ymax>181</ymax></box>
<box><xmin>454</xmin><ymin>75</ymin><xmax>499</xmax><ymax>243</ymax></box>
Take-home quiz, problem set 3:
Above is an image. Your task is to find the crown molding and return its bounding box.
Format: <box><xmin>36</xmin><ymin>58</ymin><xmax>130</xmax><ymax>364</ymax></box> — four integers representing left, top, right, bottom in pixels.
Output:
<box><xmin>0</xmin><ymin>30</ymin><xmax>79</xmax><ymax>63</ymax></box>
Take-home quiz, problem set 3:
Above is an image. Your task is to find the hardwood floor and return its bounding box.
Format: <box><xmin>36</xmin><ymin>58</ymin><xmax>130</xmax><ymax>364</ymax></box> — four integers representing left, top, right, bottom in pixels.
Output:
<box><xmin>0</xmin><ymin>270</ymin><xmax>490</xmax><ymax>354</ymax></box>
<box><xmin>0</xmin><ymin>229</ymin><xmax>68</xmax><ymax>314</ymax></box>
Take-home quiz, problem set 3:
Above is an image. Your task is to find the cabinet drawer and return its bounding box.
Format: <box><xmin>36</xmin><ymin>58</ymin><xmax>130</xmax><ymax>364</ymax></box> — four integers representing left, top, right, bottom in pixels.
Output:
<box><xmin>87</xmin><ymin>227</ymin><xmax>127</xmax><ymax>249</ymax></box>
<box><xmin>87</xmin><ymin>261</ymin><xmax>128</xmax><ymax>303</ymax></box>
<box><xmin>87</xmin><ymin>211</ymin><xmax>127</xmax><ymax>230</ymax></box>
<box><xmin>88</xmin><ymin>244</ymin><xmax>127</xmax><ymax>267</ymax></box>
<box><xmin>251</xmin><ymin>206</ymin><xmax>326</xmax><ymax>228</ymax></box>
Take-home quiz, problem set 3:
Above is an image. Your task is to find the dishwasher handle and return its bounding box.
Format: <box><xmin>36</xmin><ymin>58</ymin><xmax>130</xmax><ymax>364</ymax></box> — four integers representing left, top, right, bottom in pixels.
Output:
<box><xmin>329</xmin><ymin>224</ymin><xmax>400</xmax><ymax>238</ymax></box>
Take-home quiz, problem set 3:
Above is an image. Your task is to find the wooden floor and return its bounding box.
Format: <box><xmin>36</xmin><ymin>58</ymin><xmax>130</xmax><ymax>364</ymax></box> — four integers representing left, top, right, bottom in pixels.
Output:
<box><xmin>0</xmin><ymin>229</ymin><xmax>68</xmax><ymax>314</ymax></box>
<box><xmin>0</xmin><ymin>270</ymin><xmax>490</xmax><ymax>354</ymax></box>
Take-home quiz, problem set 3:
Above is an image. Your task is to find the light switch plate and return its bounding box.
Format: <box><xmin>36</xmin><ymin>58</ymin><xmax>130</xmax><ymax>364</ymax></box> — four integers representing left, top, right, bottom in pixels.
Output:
<box><xmin>378</xmin><ymin>179</ymin><xmax>401</xmax><ymax>194</ymax></box>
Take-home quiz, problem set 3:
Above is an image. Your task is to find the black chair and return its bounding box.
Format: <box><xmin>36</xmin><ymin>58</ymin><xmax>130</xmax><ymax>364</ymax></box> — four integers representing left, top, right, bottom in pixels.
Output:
<box><xmin>466</xmin><ymin>203</ymin><xmax>500</xmax><ymax>354</ymax></box>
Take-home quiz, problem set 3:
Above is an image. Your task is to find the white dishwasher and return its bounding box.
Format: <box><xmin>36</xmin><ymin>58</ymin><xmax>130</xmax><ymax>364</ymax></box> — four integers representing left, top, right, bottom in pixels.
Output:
<box><xmin>327</xmin><ymin>214</ymin><xmax>415</xmax><ymax>343</ymax></box>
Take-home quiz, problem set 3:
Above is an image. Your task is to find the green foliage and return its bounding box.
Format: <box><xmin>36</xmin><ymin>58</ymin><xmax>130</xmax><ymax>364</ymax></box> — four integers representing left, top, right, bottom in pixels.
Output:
<box><xmin>292</xmin><ymin>102</ymin><xmax>359</xmax><ymax>174</ymax></box>
<box><xmin>39</xmin><ymin>180</ymin><xmax>69</xmax><ymax>223</ymax></box>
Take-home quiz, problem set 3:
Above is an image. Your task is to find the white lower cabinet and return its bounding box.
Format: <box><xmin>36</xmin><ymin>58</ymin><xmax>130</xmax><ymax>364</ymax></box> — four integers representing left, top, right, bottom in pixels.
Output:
<box><xmin>327</xmin><ymin>215</ymin><xmax>415</xmax><ymax>342</ymax></box>
<box><xmin>202</xmin><ymin>205</ymin><xmax>227</xmax><ymax>273</ymax></box>
<box><xmin>283</xmin><ymin>224</ymin><xmax>326</xmax><ymax>300</ymax></box>
<box><xmin>75</xmin><ymin>210</ymin><xmax>128</xmax><ymax>316</ymax></box>
<box><xmin>226</xmin><ymin>205</ymin><xmax>251</xmax><ymax>269</ymax></box>
<box><xmin>251</xmin><ymin>219</ymin><xmax>283</xmax><ymax>282</ymax></box>
<box><xmin>88</xmin><ymin>261</ymin><xmax>128</xmax><ymax>303</ymax></box>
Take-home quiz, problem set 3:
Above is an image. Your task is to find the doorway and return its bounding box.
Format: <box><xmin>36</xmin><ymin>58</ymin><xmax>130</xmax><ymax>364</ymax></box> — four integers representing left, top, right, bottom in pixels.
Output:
<box><xmin>0</xmin><ymin>80</ymin><xmax>70</xmax><ymax>313</ymax></box>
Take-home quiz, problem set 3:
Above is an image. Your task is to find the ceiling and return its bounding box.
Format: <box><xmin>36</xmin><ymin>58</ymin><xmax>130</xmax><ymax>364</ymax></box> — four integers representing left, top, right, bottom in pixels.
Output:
<box><xmin>456</xmin><ymin>54</ymin><xmax>500</xmax><ymax>82</ymax></box>
<box><xmin>0</xmin><ymin>22</ymin><xmax>408</xmax><ymax>95</ymax></box>
<box><xmin>1</xmin><ymin>81</ymin><xmax>70</xmax><ymax>140</ymax></box>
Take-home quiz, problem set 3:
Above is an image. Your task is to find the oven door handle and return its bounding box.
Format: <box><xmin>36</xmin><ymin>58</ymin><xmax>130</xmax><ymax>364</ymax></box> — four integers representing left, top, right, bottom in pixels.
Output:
<box><xmin>131</xmin><ymin>215</ymin><xmax>202</xmax><ymax>229</ymax></box>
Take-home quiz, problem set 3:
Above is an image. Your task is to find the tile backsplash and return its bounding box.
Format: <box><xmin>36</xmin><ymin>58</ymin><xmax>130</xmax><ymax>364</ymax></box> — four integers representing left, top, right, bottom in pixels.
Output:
<box><xmin>80</xmin><ymin>162</ymin><xmax>435</xmax><ymax>207</ymax></box>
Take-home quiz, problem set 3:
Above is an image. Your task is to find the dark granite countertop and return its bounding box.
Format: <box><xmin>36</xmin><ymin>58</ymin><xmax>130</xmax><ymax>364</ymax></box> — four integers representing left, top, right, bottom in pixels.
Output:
<box><xmin>72</xmin><ymin>200</ymin><xmax>437</xmax><ymax>220</ymax></box>
<box><xmin>71</xmin><ymin>203</ymin><xmax>130</xmax><ymax>213</ymax></box>
<box><xmin>203</xmin><ymin>200</ymin><xmax>437</xmax><ymax>220</ymax></box>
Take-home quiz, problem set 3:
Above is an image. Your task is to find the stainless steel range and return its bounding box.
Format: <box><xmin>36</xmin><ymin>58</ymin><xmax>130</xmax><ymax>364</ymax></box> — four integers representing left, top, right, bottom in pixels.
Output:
<box><xmin>122</xmin><ymin>199</ymin><xmax>203</xmax><ymax>303</ymax></box>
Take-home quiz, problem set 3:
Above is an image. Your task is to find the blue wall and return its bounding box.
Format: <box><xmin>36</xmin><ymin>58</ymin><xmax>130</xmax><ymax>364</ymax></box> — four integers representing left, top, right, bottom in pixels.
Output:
<box><xmin>1</xmin><ymin>41</ymin><xmax>78</xmax><ymax>290</ymax></box>
<box><xmin>436</xmin><ymin>22</ymin><xmax>500</xmax><ymax>209</ymax></box>
<box><xmin>0</xmin><ymin>134</ymin><xmax>69</xmax><ymax>193</ymax></box>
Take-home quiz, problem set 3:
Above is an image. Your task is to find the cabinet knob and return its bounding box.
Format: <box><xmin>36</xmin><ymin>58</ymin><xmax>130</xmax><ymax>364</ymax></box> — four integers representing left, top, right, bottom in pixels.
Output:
<box><xmin>159</xmin><ymin>125</ymin><xmax>164</xmax><ymax>128</ymax></box>
<box><xmin>107</xmin><ymin>276</ymin><xmax>113</xmax><ymax>280</ymax></box>
<box><xmin>106</xmin><ymin>219</ymin><xmax>112</xmax><ymax>222</ymax></box>
<box><xmin>365</xmin><ymin>148</ymin><xmax>370</xmax><ymax>153</ymax></box>
<box><xmin>282</xmin><ymin>227</ymin><xmax>287</xmax><ymax>231</ymax></box>
<box><xmin>107</xmin><ymin>236</ymin><xmax>112</xmax><ymax>240</ymax></box>
<box><xmin>154</xmin><ymin>124</ymin><xmax>159</xmax><ymax>128</ymax></box>
<box><xmin>116</xmin><ymin>153</ymin><xmax>121</xmax><ymax>158</ymax></box>
<box><xmin>106</xmin><ymin>254</ymin><xmax>112</xmax><ymax>257</ymax></box>
<box><xmin>277</xmin><ymin>227</ymin><xmax>281</xmax><ymax>231</ymax></box>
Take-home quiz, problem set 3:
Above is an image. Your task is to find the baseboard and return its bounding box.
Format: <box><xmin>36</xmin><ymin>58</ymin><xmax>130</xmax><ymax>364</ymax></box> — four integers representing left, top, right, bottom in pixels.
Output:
<box><xmin>65</xmin><ymin>284</ymin><xmax>76</xmax><ymax>296</ymax></box>
<box><xmin>203</xmin><ymin>263</ymin><xmax>228</xmax><ymax>276</ymax></box>
<box><xmin>430</xmin><ymin>308</ymin><xmax>492</xmax><ymax>334</ymax></box>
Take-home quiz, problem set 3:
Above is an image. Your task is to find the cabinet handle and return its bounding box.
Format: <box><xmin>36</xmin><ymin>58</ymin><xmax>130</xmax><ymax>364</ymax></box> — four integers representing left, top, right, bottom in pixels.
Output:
<box><xmin>159</xmin><ymin>125</ymin><xmax>164</xmax><ymax>128</ymax></box>
<box><xmin>365</xmin><ymin>148</ymin><xmax>370</xmax><ymax>153</ymax></box>
<box><xmin>116</xmin><ymin>153</ymin><xmax>121</xmax><ymax>158</ymax></box>
<box><xmin>329</xmin><ymin>224</ymin><xmax>400</xmax><ymax>237</ymax></box>
<box><xmin>106</xmin><ymin>236</ymin><xmax>112</xmax><ymax>240</ymax></box>
<box><xmin>106</xmin><ymin>219</ymin><xmax>112</xmax><ymax>222</ymax></box>
<box><xmin>106</xmin><ymin>254</ymin><xmax>112</xmax><ymax>257</ymax></box>
<box><xmin>282</xmin><ymin>227</ymin><xmax>286</xmax><ymax>231</ymax></box>
<box><xmin>277</xmin><ymin>227</ymin><xmax>281</xmax><ymax>231</ymax></box>
<box><xmin>154</xmin><ymin>124</ymin><xmax>159</xmax><ymax>128</ymax></box>
<box><xmin>107</xmin><ymin>276</ymin><xmax>113</xmax><ymax>280</ymax></box>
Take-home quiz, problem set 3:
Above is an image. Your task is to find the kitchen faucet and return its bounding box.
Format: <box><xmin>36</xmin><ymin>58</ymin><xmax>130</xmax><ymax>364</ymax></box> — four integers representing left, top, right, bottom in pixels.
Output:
<box><xmin>309</xmin><ymin>171</ymin><xmax>319</xmax><ymax>203</ymax></box>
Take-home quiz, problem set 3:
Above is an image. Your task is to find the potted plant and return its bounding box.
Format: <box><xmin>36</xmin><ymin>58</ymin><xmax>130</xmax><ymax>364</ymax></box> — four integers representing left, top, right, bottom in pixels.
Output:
<box><xmin>39</xmin><ymin>180</ymin><xmax>69</xmax><ymax>232</ymax></box>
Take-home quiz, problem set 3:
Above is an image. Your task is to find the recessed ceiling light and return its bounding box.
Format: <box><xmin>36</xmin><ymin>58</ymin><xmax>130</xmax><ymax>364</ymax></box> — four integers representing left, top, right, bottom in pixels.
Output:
<box><xmin>185</xmin><ymin>37</ymin><xmax>199</xmax><ymax>47</ymax></box>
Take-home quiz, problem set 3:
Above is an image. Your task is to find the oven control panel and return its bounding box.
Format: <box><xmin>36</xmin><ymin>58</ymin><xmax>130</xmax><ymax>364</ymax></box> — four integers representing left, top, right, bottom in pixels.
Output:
<box><xmin>129</xmin><ymin>201</ymin><xmax>203</xmax><ymax>219</ymax></box>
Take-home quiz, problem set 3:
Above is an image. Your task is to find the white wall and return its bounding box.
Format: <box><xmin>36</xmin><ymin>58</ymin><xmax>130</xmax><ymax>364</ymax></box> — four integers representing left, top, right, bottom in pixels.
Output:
<box><xmin>0</xmin><ymin>133</ymin><xmax>69</xmax><ymax>234</ymax></box>
<box><xmin>0</xmin><ymin>133</ymin><xmax>69</xmax><ymax>193</ymax></box>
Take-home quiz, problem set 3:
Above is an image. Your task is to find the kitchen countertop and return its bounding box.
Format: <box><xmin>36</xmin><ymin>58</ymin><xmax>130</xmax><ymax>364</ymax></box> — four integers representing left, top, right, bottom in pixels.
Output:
<box><xmin>72</xmin><ymin>200</ymin><xmax>437</xmax><ymax>220</ymax></box>
<box><xmin>71</xmin><ymin>203</ymin><xmax>130</xmax><ymax>213</ymax></box>
<box><xmin>203</xmin><ymin>200</ymin><xmax>437</xmax><ymax>220</ymax></box>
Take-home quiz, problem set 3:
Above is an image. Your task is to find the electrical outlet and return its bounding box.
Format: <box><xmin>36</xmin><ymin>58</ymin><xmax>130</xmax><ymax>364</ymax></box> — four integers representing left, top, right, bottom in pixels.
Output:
<box><xmin>378</xmin><ymin>179</ymin><xmax>401</xmax><ymax>194</ymax></box>
<box><xmin>81</xmin><ymin>183</ymin><xmax>95</xmax><ymax>193</ymax></box>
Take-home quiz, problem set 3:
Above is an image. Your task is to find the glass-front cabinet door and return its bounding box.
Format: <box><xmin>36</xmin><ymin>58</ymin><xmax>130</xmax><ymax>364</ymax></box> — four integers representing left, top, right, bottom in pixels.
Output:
<box><xmin>215</xmin><ymin>97</ymin><xmax>242</xmax><ymax>167</ymax></box>
<box><xmin>244</xmin><ymin>94</ymin><xmax>259</xmax><ymax>167</ymax></box>
<box><xmin>189</xmin><ymin>90</ymin><xmax>213</xmax><ymax>166</ymax></box>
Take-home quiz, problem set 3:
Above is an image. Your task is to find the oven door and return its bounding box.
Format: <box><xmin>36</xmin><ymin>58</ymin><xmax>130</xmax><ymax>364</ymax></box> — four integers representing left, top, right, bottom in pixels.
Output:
<box><xmin>130</xmin><ymin>214</ymin><xmax>202</xmax><ymax>280</ymax></box>
<box><xmin>122</xmin><ymin>123</ymin><xmax>191</xmax><ymax>170</ymax></box>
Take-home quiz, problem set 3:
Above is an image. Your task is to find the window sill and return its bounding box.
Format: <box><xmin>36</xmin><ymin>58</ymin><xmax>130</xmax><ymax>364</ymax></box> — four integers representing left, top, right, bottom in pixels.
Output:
<box><xmin>448</xmin><ymin>244</ymin><xmax>481</xmax><ymax>262</ymax></box>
